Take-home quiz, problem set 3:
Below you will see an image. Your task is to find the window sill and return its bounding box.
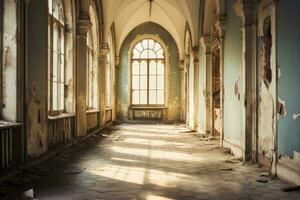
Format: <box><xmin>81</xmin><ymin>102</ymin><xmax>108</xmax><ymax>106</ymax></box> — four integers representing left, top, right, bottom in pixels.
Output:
<box><xmin>86</xmin><ymin>109</ymin><xmax>100</xmax><ymax>114</ymax></box>
<box><xmin>105</xmin><ymin>107</ymin><xmax>112</xmax><ymax>111</ymax></box>
<box><xmin>129</xmin><ymin>106</ymin><xmax>168</xmax><ymax>109</ymax></box>
<box><xmin>48</xmin><ymin>113</ymin><xmax>75</xmax><ymax>120</ymax></box>
<box><xmin>0</xmin><ymin>120</ymin><xmax>22</xmax><ymax>130</ymax></box>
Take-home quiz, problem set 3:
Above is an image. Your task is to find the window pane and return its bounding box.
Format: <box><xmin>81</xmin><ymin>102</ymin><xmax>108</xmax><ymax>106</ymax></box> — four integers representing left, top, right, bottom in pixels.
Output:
<box><xmin>53</xmin><ymin>22</ymin><xmax>58</xmax><ymax>52</ymax></box>
<box><xmin>60</xmin><ymin>28</ymin><xmax>65</xmax><ymax>53</ymax></box>
<box><xmin>48</xmin><ymin>0</ymin><xmax>53</xmax><ymax>14</ymax></box>
<box><xmin>149</xmin><ymin>39</ymin><xmax>155</xmax><ymax>49</ymax></box>
<box><xmin>157</xmin><ymin>61</ymin><xmax>164</xmax><ymax>74</ymax></box>
<box><xmin>53</xmin><ymin>52</ymin><xmax>58</xmax><ymax>81</ymax></box>
<box><xmin>142</xmin><ymin>39</ymin><xmax>148</xmax><ymax>49</ymax></box>
<box><xmin>132</xmin><ymin>76</ymin><xmax>139</xmax><ymax>89</ymax></box>
<box><xmin>149</xmin><ymin>75</ymin><xmax>156</xmax><ymax>89</ymax></box>
<box><xmin>148</xmin><ymin>50</ymin><xmax>156</xmax><ymax>58</ymax></box>
<box><xmin>140</xmin><ymin>90</ymin><xmax>147</xmax><ymax>104</ymax></box>
<box><xmin>133</xmin><ymin>48</ymin><xmax>140</xmax><ymax>59</ymax></box>
<box><xmin>60</xmin><ymin>83</ymin><xmax>64</xmax><ymax>110</ymax></box>
<box><xmin>149</xmin><ymin>60</ymin><xmax>156</xmax><ymax>75</ymax></box>
<box><xmin>157</xmin><ymin>75</ymin><xmax>164</xmax><ymax>89</ymax></box>
<box><xmin>53</xmin><ymin>82</ymin><xmax>58</xmax><ymax>110</ymax></box>
<box><xmin>132</xmin><ymin>90</ymin><xmax>139</xmax><ymax>104</ymax></box>
<box><xmin>157</xmin><ymin>48</ymin><xmax>164</xmax><ymax>58</ymax></box>
<box><xmin>60</xmin><ymin>54</ymin><xmax>64</xmax><ymax>82</ymax></box>
<box><xmin>48</xmin><ymin>80</ymin><xmax>51</xmax><ymax>111</ymax></box>
<box><xmin>140</xmin><ymin>50</ymin><xmax>148</xmax><ymax>59</ymax></box>
<box><xmin>157</xmin><ymin>90</ymin><xmax>164</xmax><ymax>104</ymax></box>
<box><xmin>149</xmin><ymin>90</ymin><xmax>157</xmax><ymax>104</ymax></box>
<box><xmin>154</xmin><ymin>42</ymin><xmax>161</xmax><ymax>52</ymax></box>
<box><xmin>132</xmin><ymin>61</ymin><xmax>139</xmax><ymax>75</ymax></box>
<box><xmin>135</xmin><ymin>42</ymin><xmax>143</xmax><ymax>52</ymax></box>
<box><xmin>140</xmin><ymin>61</ymin><xmax>147</xmax><ymax>75</ymax></box>
<box><xmin>140</xmin><ymin>75</ymin><xmax>147</xmax><ymax>90</ymax></box>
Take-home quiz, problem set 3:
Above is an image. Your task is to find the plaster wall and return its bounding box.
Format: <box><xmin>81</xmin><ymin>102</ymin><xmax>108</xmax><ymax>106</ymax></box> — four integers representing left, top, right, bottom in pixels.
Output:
<box><xmin>223</xmin><ymin>0</ymin><xmax>243</xmax><ymax>149</ymax></box>
<box><xmin>117</xmin><ymin>22</ymin><xmax>181</xmax><ymax>121</ymax></box>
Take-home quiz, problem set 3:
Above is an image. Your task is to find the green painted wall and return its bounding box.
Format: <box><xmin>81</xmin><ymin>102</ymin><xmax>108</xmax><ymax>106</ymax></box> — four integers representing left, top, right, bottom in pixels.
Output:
<box><xmin>278</xmin><ymin>0</ymin><xmax>300</xmax><ymax>156</ymax></box>
<box><xmin>223</xmin><ymin>0</ymin><xmax>243</xmax><ymax>145</ymax></box>
<box><xmin>117</xmin><ymin>22</ymin><xmax>181</xmax><ymax>121</ymax></box>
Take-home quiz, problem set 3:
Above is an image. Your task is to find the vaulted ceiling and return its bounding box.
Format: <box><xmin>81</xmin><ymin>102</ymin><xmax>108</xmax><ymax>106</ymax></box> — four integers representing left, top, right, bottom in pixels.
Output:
<box><xmin>102</xmin><ymin>0</ymin><xmax>201</xmax><ymax>59</ymax></box>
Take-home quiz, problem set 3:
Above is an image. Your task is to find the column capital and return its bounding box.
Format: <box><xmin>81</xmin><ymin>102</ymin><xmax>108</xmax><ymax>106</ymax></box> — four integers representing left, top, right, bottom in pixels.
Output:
<box><xmin>193</xmin><ymin>46</ymin><xmax>200</xmax><ymax>63</ymax></box>
<box><xmin>99</xmin><ymin>42</ymin><xmax>110</xmax><ymax>63</ymax></box>
<box><xmin>200</xmin><ymin>35</ymin><xmax>211</xmax><ymax>53</ymax></box>
<box><xmin>115</xmin><ymin>56</ymin><xmax>120</xmax><ymax>69</ymax></box>
<box><xmin>179</xmin><ymin>60</ymin><xmax>185</xmax><ymax>70</ymax></box>
<box><xmin>215</xmin><ymin>16</ymin><xmax>227</xmax><ymax>38</ymax></box>
<box><xmin>77</xmin><ymin>13</ymin><xmax>92</xmax><ymax>36</ymax></box>
<box><xmin>233</xmin><ymin>0</ymin><xmax>257</xmax><ymax>26</ymax></box>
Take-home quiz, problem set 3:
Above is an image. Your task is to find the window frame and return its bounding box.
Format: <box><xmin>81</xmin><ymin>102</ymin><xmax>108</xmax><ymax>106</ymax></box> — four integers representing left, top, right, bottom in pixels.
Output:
<box><xmin>86</xmin><ymin>29</ymin><xmax>97</xmax><ymax>110</ymax></box>
<box><xmin>48</xmin><ymin>0</ymin><xmax>66</xmax><ymax>115</ymax></box>
<box><xmin>0</xmin><ymin>1</ymin><xmax>2</xmax><ymax>118</ymax></box>
<box><xmin>130</xmin><ymin>38</ymin><xmax>166</xmax><ymax>107</ymax></box>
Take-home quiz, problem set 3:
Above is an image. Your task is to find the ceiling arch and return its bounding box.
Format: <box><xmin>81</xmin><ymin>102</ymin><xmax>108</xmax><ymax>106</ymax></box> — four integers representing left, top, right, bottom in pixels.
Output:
<box><xmin>102</xmin><ymin>0</ymin><xmax>200</xmax><ymax>59</ymax></box>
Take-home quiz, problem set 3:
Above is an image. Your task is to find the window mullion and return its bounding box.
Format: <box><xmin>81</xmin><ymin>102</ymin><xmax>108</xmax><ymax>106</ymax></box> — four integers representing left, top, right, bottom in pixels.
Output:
<box><xmin>147</xmin><ymin>59</ymin><xmax>149</xmax><ymax>105</ymax></box>
<box><xmin>50</xmin><ymin>16</ymin><xmax>54</xmax><ymax>113</ymax></box>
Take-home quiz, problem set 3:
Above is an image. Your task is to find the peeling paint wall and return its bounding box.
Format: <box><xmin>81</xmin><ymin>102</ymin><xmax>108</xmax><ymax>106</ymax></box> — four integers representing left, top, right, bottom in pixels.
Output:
<box><xmin>26</xmin><ymin>0</ymin><xmax>48</xmax><ymax>157</ymax></box>
<box><xmin>198</xmin><ymin>46</ymin><xmax>206</xmax><ymax>133</ymax></box>
<box><xmin>278</xmin><ymin>0</ymin><xmax>300</xmax><ymax>157</ymax></box>
<box><xmin>257</xmin><ymin>5</ymin><xmax>277</xmax><ymax>165</ymax></box>
<box><xmin>117</xmin><ymin>22</ymin><xmax>181</xmax><ymax>121</ymax></box>
<box><xmin>223</xmin><ymin>0</ymin><xmax>243</xmax><ymax>148</ymax></box>
<box><xmin>2</xmin><ymin>0</ymin><xmax>18</xmax><ymax>122</ymax></box>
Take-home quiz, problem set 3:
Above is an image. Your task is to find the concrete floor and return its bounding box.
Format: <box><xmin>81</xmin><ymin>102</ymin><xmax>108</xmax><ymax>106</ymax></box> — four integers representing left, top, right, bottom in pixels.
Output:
<box><xmin>16</xmin><ymin>124</ymin><xmax>300</xmax><ymax>199</ymax></box>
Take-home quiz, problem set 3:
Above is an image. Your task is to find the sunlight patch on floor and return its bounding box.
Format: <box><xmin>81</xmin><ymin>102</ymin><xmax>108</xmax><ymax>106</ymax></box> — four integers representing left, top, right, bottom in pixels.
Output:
<box><xmin>110</xmin><ymin>146</ymin><xmax>203</xmax><ymax>161</ymax></box>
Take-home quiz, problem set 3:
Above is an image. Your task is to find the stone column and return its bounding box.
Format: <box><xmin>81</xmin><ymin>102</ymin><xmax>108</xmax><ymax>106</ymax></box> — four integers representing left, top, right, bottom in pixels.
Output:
<box><xmin>99</xmin><ymin>42</ymin><xmax>110</xmax><ymax>127</ymax></box>
<box><xmin>76</xmin><ymin>13</ymin><xmax>91</xmax><ymax>137</ymax></box>
<box><xmin>215</xmin><ymin>16</ymin><xmax>226</xmax><ymax>146</ymax></box>
<box><xmin>113</xmin><ymin>56</ymin><xmax>120</xmax><ymax>121</ymax></box>
<box><xmin>200</xmin><ymin>36</ymin><xmax>213</xmax><ymax>135</ymax></box>
<box><xmin>234</xmin><ymin>0</ymin><xmax>257</xmax><ymax>161</ymax></box>
<box><xmin>185</xmin><ymin>55</ymin><xmax>190</xmax><ymax>125</ymax></box>
<box><xmin>179</xmin><ymin>60</ymin><xmax>185</xmax><ymax>122</ymax></box>
<box><xmin>193</xmin><ymin>47</ymin><xmax>200</xmax><ymax>130</ymax></box>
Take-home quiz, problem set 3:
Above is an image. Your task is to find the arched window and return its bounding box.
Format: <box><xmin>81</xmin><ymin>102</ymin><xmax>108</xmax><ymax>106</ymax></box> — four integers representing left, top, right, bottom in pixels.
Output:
<box><xmin>87</xmin><ymin>5</ymin><xmax>98</xmax><ymax>110</ymax></box>
<box><xmin>48</xmin><ymin>0</ymin><xmax>65</xmax><ymax>113</ymax></box>
<box><xmin>131</xmin><ymin>39</ymin><xmax>165</xmax><ymax>105</ymax></box>
<box><xmin>105</xmin><ymin>53</ymin><xmax>112</xmax><ymax>107</ymax></box>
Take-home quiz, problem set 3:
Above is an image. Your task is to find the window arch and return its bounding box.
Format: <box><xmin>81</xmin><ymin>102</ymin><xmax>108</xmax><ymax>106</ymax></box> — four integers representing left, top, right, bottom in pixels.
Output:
<box><xmin>87</xmin><ymin>4</ymin><xmax>99</xmax><ymax>110</ymax></box>
<box><xmin>48</xmin><ymin>0</ymin><xmax>66</xmax><ymax>113</ymax></box>
<box><xmin>131</xmin><ymin>39</ymin><xmax>165</xmax><ymax>105</ymax></box>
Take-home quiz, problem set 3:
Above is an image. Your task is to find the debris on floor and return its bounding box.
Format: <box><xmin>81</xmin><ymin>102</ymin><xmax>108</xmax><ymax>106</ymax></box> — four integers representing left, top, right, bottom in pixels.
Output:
<box><xmin>256</xmin><ymin>178</ymin><xmax>268</xmax><ymax>183</ymax></box>
<box><xmin>281</xmin><ymin>185</ymin><xmax>300</xmax><ymax>192</ymax></box>
<box><xmin>220</xmin><ymin>167</ymin><xmax>233</xmax><ymax>171</ymax></box>
<box><xmin>64</xmin><ymin>168</ymin><xmax>84</xmax><ymax>175</ymax></box>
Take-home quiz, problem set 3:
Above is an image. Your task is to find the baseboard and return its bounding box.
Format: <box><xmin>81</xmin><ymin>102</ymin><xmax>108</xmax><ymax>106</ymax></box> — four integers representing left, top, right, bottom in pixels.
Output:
<box><xmin>277</xmin><ymin>161</ymin><xmax>300</xmax><ymax>185</ymax></box>
<box><xmin>223</xmin><ymin>139</ymin><xmax>244</xmax><ymax>159</ymax></box>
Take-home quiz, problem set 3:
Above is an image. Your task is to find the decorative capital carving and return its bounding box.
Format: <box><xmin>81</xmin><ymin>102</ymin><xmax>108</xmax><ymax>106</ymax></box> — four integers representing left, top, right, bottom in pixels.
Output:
<box><xmin>99</xmin><ymin>42</ymin><xmax>110</xmax><ymax>63</ymax></box>
<box><xmin>215</xmin><ymin>15</ymin><xmax>227</xmax><ymax>38</ymax></box>
<box><xmin>179</xmin><ymin>60</ymin><xmax>185</xmax><ymax>70</ymax></box>
<box><xmin>233</xmin><ymin>0</ymin><xmax>257</xmax><ymax>26</ymax></box>
<box><xmin>115</xmin><ymin>56</ymin><xmax>120</xmax><ymax>69</ymax></box>
<box><xmin>193</xmin><ymin>46</ymin><xmax>200</xmax><ymax>63</ymax></box>
<box><xmin>76</xmin><ymin>12</ymin><xmax>92</xmax><ymax>36</ymax></box>
<box><xmin>200</xmin><ymin>35</ymin><xmax>211</xmax><ymax>53</ymax></box>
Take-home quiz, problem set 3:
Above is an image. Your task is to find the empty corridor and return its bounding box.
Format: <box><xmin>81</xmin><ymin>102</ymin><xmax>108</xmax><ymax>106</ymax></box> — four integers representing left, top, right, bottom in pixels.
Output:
<box><xmin>9</xmin><ymin>124</ymin><xmax>300</xmax><ymax>200</ymax></box>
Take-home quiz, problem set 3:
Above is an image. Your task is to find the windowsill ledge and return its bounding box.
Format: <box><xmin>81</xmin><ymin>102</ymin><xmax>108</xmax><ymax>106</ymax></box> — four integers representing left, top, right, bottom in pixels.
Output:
<box><xmin>129</xmin><ymin>106</ymin><xmax>168</xmax><ymax>109</ymax></box>
<box><xmin>48</xmin><ymin>113</ymin><xmax>75</xmax><ymax>120</ymax></box>
<box><xmin>86</xmin><ymin>109</ymin><xmax>100</xmax><ymax>114</ymax></box>
<box><xmin>0</xmin><ymin>120</ymin><xmax>22</xmax><ymax>129</ymax></box>
<box><xmin>105</xmin><ymin>107</ymin><xmax>112</xmax><ymax>111</ymax></box>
